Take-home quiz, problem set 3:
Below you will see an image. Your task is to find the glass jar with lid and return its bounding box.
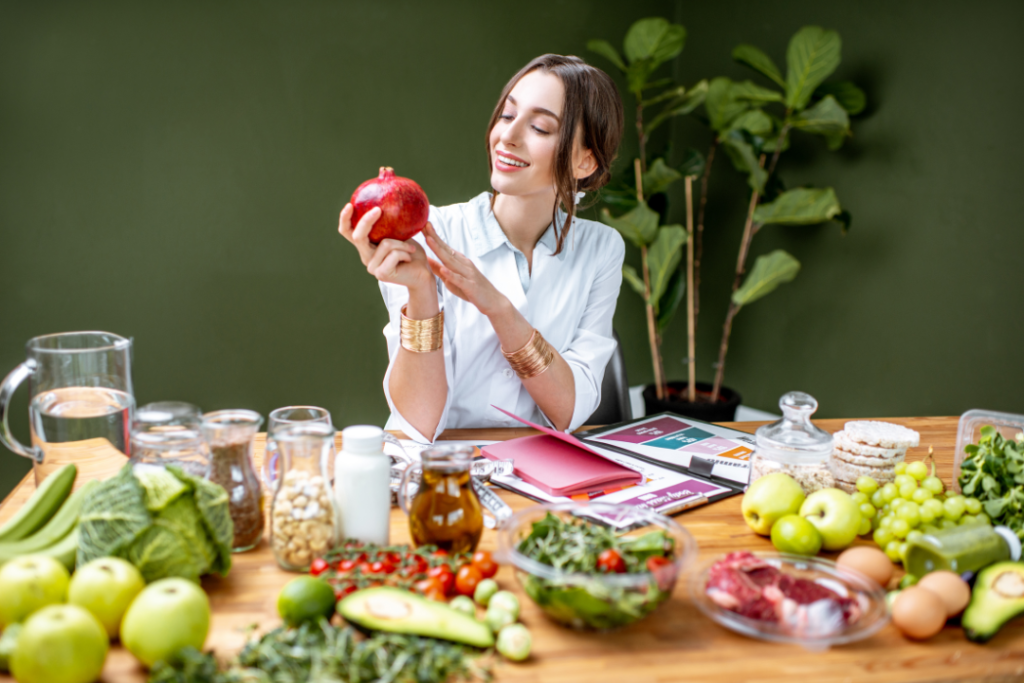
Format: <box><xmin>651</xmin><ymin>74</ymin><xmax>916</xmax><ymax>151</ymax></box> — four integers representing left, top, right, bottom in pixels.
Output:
<box><xmin>750</xmin><ymin>392</ymin><xmax>835</xmax><ymax>493</ymax></box>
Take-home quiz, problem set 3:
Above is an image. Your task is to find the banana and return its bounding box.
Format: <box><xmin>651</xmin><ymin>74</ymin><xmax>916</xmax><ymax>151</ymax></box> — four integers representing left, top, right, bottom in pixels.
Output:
<box><xmin>27</xmin><ymin>527</ymin><xmax>80</xmax><ymax>571</ymax></box>
<box><xmin>0</xmin><ymin>463</ymin><xmax>76</xmax><ymax>543</ymax></box>
<box><xmin>0</xmin><ymin>479</ymin><xmax>98</xmax><ymax>564</ymax></box>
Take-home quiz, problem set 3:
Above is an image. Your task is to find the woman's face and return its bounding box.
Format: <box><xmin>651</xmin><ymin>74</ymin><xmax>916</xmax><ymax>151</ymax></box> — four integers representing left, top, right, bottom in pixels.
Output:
<box><xmin>488</xmin><ymin>70</ymin><xmax>567</xmax><ymax>199</ymax></box>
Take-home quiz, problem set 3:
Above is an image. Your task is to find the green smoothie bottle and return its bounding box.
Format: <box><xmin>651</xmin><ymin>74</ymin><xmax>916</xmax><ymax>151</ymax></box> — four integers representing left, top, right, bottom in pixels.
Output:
<box><xmin>905</xmin><ymin>525</ymin><xmax>1022</xmax><ymax>576</ymax></box>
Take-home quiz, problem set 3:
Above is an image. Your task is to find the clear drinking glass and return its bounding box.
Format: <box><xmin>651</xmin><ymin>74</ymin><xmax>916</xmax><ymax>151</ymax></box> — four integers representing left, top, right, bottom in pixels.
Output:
<box><xmin>0</xmin><ymin>331</ymin><xmax>135</xmax><ymax>484</ymax></box>
<box><xmin>269</xmin><ymin>422</ymin><xmax>338</xmax><ymax>571</ymax></box>
<box><xmin>263</xmin><ymin>406</ymin><xmax>332</xmax><ymax>495</ymax></box>
<box><xmin>131</xmin><ymin>402</ymin><xmax>209</xmax><ymax>477</ymax></box>
<box><xmin>202</xmin><ymin>409</ymin><xmax>265</xmax><ymax>552</ymax></box>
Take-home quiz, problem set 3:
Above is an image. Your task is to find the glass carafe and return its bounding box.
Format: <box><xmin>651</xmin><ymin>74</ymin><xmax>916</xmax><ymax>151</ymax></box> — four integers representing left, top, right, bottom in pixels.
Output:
<box><xmin>399</xmin><ymin>444</ymin><xmax>483</xmax><ymax>553</ymax></box>
<box><xmin>269</xmin><ymin>422</ymin><xmax>338</xmax><ymax>571</ymax></box>
<box><xmin>0</xmin><ymin>331</ymin><xmax>134</xmax><ymax>484</ymax></box>
<box><xmin>262</xmin><ymin>406</ymin><xmax>332</xmax><ymax>494</ymax></box>
<box><xmin>202</xmin><ymin>409</ymin><xmax>264</xmax><ymax>552</ymax></box>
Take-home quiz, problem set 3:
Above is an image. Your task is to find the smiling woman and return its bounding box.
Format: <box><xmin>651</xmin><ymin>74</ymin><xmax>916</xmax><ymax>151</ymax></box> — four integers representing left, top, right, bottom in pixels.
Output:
<box><xmin>338</xmin><ymin>54</ymin><xmax>625</xmax><ymax>442</ymax></box>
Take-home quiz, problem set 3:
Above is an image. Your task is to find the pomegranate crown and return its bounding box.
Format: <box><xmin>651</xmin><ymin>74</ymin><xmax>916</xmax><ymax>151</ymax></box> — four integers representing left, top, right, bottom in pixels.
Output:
<box><xmin>378</xmin><ymin>166</ymin><xmax>395</xmax><ymax>179</ymax></box>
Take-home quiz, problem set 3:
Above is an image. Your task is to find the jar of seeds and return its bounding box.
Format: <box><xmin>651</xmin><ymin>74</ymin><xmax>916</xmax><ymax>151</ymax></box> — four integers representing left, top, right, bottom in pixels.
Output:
<box><xmin>269</xmin><ymin>422</ymin><xmax>337</xmax><ymax>571</ymax></box>
<box><xmin>202</xmin><ymin>409</ymin><xmax>265</xmax><ymax>552</ymax></box>
<box><xmin>750</xmin><ymin>392</ymin><xmax>835</xmax><ymax>494</ymax></box>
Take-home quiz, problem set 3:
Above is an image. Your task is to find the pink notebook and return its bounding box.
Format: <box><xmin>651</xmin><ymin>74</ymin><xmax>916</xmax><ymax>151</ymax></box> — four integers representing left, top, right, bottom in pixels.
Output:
<box><xmin>481</xmin><ymin>406</ymin><xmax>642</xmax><ymax>497</ymax></box>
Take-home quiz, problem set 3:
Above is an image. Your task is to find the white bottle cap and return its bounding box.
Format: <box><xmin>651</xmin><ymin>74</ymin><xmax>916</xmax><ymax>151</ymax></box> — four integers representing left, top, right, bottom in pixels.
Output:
<box><xmin>994</xmin><ymin>526</ymin><xmax>1022</xmax><ymax>561</ymax></box>
<box><xmin>342</xmin><ymin>425</ymin><xmax>384</xmax><ymax>454</ymax></box>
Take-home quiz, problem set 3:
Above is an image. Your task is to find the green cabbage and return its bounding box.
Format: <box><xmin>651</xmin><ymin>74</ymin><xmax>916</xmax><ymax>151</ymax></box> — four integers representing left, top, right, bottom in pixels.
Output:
<box><xmin>77</xmin><ymin>463</ymin><xmax>234</xmax><ymax>582</ymax></box>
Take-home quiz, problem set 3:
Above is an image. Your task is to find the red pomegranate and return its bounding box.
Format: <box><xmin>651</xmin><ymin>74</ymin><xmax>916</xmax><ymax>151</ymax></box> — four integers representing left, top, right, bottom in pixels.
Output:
<box><xmin>350</xmin><ymin>167</ymin><xmax>430</xmax><ymax>244</ymax></box>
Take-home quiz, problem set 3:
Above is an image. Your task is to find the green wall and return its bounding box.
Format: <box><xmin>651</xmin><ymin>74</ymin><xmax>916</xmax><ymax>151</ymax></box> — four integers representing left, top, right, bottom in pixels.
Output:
<box><xmin>1</xmin><ymin>1</ymin><xmax>1022</xmax><ymax>498</ymax></box>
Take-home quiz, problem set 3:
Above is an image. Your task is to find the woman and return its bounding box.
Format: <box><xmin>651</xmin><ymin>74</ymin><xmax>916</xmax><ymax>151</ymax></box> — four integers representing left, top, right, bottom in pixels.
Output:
<box><xmin>339</xmin><ymin>54</ymin><xmax>625</xmax><ymax>442</ymax></box>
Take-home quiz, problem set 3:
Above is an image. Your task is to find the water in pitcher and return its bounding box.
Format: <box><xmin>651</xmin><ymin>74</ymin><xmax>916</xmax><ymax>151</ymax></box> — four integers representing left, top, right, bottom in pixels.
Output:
<box><xmin>30</xmin><ymin>387</ymin><xmax>134</xmax><ymax>479</ymax></box>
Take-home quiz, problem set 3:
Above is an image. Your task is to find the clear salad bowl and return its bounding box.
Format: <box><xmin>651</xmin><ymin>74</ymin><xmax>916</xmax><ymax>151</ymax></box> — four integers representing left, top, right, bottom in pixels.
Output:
<box><xmin>496</xmin><ymin>501</ymin><xmax>695</xmax><ymax>631</ymax></box>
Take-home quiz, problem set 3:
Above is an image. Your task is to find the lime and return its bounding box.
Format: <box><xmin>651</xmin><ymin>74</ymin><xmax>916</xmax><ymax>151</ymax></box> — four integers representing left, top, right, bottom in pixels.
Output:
<box><xmin>277</xmin><ymin>576</ymin><xmax>336</xmax><ymax>626</ymax></box>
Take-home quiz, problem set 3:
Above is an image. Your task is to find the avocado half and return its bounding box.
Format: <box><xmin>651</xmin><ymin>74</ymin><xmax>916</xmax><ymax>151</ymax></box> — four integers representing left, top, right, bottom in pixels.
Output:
<box><xmin>963</xmin><ymin>561</ymin><xmax>1024</xmax><ymax>643</ymax></box>
<box><xmin>337</xmin><ymin>587</ymin><xmax>495</xmax><ymax>648</ymax></box>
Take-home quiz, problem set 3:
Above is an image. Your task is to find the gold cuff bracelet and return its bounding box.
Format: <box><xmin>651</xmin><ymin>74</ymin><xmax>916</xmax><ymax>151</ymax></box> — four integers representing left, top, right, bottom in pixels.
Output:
<box><xmin>400</xmin><ymin>305</ymin><xmax>443</xmax><ymax>353</ymax></box>
<box><xmin>502</xmin><ymin>329</ymin><xmax>554</xmax><ymax>380</ymax></box>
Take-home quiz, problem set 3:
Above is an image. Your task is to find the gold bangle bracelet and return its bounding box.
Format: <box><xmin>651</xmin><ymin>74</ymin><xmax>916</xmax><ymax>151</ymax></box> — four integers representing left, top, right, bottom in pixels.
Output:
<box><xmin>502</xmin><ymin>329</ymin><xmax>554</xmax><ymax>380</ymax></box>
<box><xmin>400</xmin><ymin>305</ymin><xmax>443</xmax><ymax>353</ymax></box>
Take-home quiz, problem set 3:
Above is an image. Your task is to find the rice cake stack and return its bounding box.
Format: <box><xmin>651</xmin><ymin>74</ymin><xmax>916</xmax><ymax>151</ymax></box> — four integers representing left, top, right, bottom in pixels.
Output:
<box><xmin>829</xmin><ymin>421</ymin><xmax>921</xmax><ymax>493</ymax></box>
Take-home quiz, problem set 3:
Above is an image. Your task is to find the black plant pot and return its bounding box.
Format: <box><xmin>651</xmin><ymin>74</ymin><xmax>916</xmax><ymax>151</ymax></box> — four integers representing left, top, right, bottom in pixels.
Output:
<box><xmin>642</xmin><ymin>381</ymin><xmax>742</xmax><ymax>423</ymax></box>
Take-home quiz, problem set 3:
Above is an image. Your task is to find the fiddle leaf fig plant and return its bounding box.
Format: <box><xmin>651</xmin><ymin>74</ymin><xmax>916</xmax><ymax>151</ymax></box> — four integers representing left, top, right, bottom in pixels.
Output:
<box><xmin>588</xmin><ymin>17</ymin><xmax>707</xmax><ymax>401</ymax></box>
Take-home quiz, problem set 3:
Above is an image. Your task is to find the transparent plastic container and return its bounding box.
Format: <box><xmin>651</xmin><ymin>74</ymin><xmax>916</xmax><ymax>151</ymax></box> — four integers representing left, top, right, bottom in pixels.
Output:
<box><xmin>953</xmin><ymin>409</ymin><xmax>1024</xmax><ymax>493</ymax></box>
<box><xmin>749</xmin><ymin>392</ymin><xmax>835</xmax><ymax>494</ymax></box>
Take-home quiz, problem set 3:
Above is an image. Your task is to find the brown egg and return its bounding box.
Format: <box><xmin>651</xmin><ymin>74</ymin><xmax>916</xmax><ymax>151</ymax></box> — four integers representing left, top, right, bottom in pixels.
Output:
<box><xmin>836</xmin><ymin>546</ymin><xmax>894</xmax><ymax>587</ymax></box>
<box><xmin>917</xmin><ymin>571</ymin><xmax>971</xmax><ymax>617</ymax></box>
<box><xmin>892</xmin><ymin>586</ymin><xmax>947</xmax><ymax>640</ymax></box>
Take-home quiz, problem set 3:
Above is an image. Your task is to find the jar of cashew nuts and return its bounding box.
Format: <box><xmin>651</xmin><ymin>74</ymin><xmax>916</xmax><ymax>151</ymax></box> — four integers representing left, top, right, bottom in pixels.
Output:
<box><xmin>269</xmin><ymin>422</ymin><xmax>338</xmax><ymax>571</ymax></box>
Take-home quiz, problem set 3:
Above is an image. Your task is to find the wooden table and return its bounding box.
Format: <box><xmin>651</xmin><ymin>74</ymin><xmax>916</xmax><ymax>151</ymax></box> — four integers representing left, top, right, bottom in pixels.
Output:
<box><xmin>2</xmin><ymin>417</ymin><xmax>1023</xmax><ymax>683</ymax></box>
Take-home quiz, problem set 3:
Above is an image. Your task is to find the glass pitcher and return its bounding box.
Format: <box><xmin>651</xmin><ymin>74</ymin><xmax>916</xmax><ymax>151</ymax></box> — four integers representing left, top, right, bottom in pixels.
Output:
<box><xmin>202</xmin><ymin>409</ymin><xmax>264</xmax><ymax>552</ymax></box>
<box><xmin>269</xmin><ymin>422</ymin><xmax>338</xmax><ymax>571</ymax></box>
<box><xmin>399</xmin><ymin>444</ymin><xmax>483</xmax><ymax>553</ymax></box>
<box><xmin>0</xmin><ymin>331</ymin><xmax>134</xmax><ymax>484</ymax></box>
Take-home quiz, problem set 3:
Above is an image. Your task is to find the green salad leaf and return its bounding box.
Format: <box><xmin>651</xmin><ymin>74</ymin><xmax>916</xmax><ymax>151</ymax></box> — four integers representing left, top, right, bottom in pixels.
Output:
<box><xmin>78</xmin><ymin>463</ymin><xmax>234</xmax><ymax>582</ymax></box>
<box><xmin>959</xmin><ymin>426</ymin><xmax>1024</xmax><ymax>539</ymax></box>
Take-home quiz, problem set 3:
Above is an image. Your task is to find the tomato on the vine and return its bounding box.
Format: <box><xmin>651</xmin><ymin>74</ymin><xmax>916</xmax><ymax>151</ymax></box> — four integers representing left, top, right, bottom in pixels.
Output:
<box><xmin>333</xmin><ymin>582</ymin><xmax>357</xmax><ymax>600</ymax></box>
<box><xmin>338</xmin><ymin>559</ymin><xmax>358</xmax><ymax>572</ymax></box>
<box><xmin>471</xmin><ymin>550</ymin><xmax>498</xmax><ymax>579</ymax></box>
<box><xmin>357</xmin><ymin>562</ymin><xmax>374</xmax><ymax>575</ymax></box>
<box><xmin>369</xmin><ymin>560</ymin><xmax>396</xmax><ymax>575</ymax></box>
<box><xmin>386</xmin><ymin>551</ymin><xmax>403</xmax><ymax>565</ymax></box>
<box><xmin>432</xmin><ymin>549</ymin><xmax>449</xmax><ymax>558</ymax></box>
<box><xmin>414</xmin><ymin>577</ymin><xmax>443</xmax><ymax>595</ymax></box>
<box><xmin>597</xmin><ymin>548</ymin><xmax>626</xmax><ymax>574</ymax></box>
<box><xmin>309</xmin><ymin>558</ymin><xmax>330</xmax><ymax>577</ymax></box>
<box><xmin>455</xmin><ymin>564</ymin><xmax>483</xmax><ymax>596</ymax></box>
<box><xmin>427</xmin><ymin>565</ymin><xmax>455</xmax><ymax>594</ymax></box>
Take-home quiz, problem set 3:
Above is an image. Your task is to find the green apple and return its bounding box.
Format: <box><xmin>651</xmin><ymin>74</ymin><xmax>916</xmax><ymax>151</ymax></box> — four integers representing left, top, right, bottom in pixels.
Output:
<box><xmin>0</xmin><ymin>555</ymin><xmax>70</xmax><ymax>626</ymax></box>
<box><xmin>741</xmin><ymin>473</ymin><xmax>806</xmax><ymax>535</ymax></box>
<box><xmin>68</xmin><ymin>557</ymin><xmax>146</xmax><ymax>639</ymax></box>
<box><xmin>770</xmin><ymin>514</ymin><xmax>823</xmax><ymax>556</ymax></box>
<box><xmin>120</xmin><ymin>578</ymin><xmax>210</xmax><ymax>668</ymax></box>
<box><xmin>799</xmin><ymin>488</ymin><xmax>861</xmax><ymax>551</ymax></box>
<box><xmin>10</xmin><ymin>604</ymin><xmax>108</xmax><ymax>683</ymax></box>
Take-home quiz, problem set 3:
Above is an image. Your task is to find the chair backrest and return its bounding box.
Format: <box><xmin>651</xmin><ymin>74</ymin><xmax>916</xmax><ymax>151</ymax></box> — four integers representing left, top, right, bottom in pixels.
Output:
<box><xmin>586</xmin><ymin>330</ymin><xmax>631</xmax><ymax>426</ymax></box>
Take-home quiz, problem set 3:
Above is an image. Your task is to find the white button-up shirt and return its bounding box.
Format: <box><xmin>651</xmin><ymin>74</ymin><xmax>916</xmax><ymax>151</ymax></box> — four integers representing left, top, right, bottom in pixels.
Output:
<box><xmin>380</xmin><ymin>192</ymin><xmax>625</xmax><ymax>442</ymax></box>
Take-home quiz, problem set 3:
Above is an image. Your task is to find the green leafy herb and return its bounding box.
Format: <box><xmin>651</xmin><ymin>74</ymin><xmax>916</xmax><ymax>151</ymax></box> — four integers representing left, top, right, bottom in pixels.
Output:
<box><xmin>959</xmin><ymin>426</ymin><xmax>1024</xmax><ymax>539</ymax></box>
<box><xmin>518</xmin><ymin>512</ymin><xmax>671</xmax><ymax>574</ymax></box>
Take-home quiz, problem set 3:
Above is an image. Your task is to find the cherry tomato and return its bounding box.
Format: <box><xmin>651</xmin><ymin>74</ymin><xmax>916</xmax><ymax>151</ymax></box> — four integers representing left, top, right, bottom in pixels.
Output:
<box><xmin>432</xmin><ymin>549</ymin><xmax>449</xmax><ymax>558</ymax></box>
<box><xmin>424</xmin><ymin>586</ymin><xmax>447</xmax><ymax>601</ymax></box>
<box><xmin>427</xmin><ymin>565</ymin><xmax>455</xmax><ymax>594</ymax></box>
<box><xmin>455</xmin><ymin>564</ymin><xmax>483</xmax><ymax>596</ymax></box>
<box><xmin>386</xmin><ymin>551</ymin><xmax>403</xmax><ymax>565</ymax></box>
<box><xmin>369</xmin><ymin>560</ymin><xmax>396</xmax><ymax>575</ymax></box>
<box><xmin>333</xmin><ymin>582</ymin><xmax>357</xmax><ymax>600</ymax></box>
<box><xmin>357</xmin><ymin>562</ymin><xmax>374</xmax><ymax>575</ymax></box>
<box><xmin>471</xmin><ymin>550</ymin><xmax>498</xmax><ymax>579</ymax></box>
<box><xmin>309</xmin><ymin>558</ymin><xmax>330</xmax><ymax>577</ymax></box>
<box><xmin>597</xmin><ymin>549</ymin><xmax>626</xmax><ymax>574</ymax></box>
<box><xmin>646</xmin><ymin>556</ymin><xmax>675</xmax><ymax>591</ymax></box>
<box><xmin>414</xmin><ymin>577</ymin><xmax>443</xmax><ymax>595</ymax></box>
<box><xmin>409</xmin><ymin>554</ymin><xmax>430</xmax><ymax>573</ymax></box>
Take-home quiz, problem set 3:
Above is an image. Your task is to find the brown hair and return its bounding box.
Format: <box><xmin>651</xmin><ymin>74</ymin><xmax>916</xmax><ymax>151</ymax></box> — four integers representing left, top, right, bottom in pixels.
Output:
<box><xmin>486</xmin><ymin>54</ymin><xmax>624</xmax><ymax>255</ymax></box>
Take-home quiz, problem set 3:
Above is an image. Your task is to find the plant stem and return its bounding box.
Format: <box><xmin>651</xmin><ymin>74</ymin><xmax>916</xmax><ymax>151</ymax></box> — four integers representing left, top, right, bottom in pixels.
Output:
<box><xmin>635</xmin><ymin>101</ymin><xmax>647</xmax><ymax>174</ymax></box>
<box><xmin>684</xmin><ymin>175</ymin><xmax>696</xmax><ymax>403</ymax></box>
<box><xmin>765</xmin><ymin>122</ymin><xmax>790</xmax><ymax>180</ymax></box>
<box><xmin>711</xmin><ymin>154</ymin><xmax>766</xmax><ymax>403</ymax></box>
<box><xmin>633</xmin><ymin>157</ymin><xmax>664</xmax><ymax>400</ymax></box>
<box><xmin>693</xmin><ymin>140</ymin><xmax>717</xmax><ymax>324</ymax></box>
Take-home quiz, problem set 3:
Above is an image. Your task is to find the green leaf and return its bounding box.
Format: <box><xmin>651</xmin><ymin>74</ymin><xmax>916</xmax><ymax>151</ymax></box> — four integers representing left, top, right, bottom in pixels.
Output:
<box><xmin>599</xmin><ymin>184</ymin><xmax>639</xmax><ymax>212</ymax></box>
<box><xmin>624</xmin><ymin>18</ymin><xmax>686</xmax><ymax>65</ymax></box>
<box><xmin>622</xmin><ymin>265</ymin><xmax>646</xmax><ymax>300</ymax></box>
<box><xmin>728</xmin><ymin>109</ymin><xmax>774</xmax><ymax>137</ymax></box>
<box><xmin>705</xmin><ymin>77</ymin><xmax>749</xmax><ymax>132</ymax></box>
<box><xmin>791</xmin><ymin>95</ymin><xmax>850</xmax><ymax>149</ymax></box>
<box><xmin>785</xmin><ymin>26</ymin><xmax>842</xmax><ymax>111</ymax></box>
<box><xmin>642</xmin><ymin>158</ymin><xmax>682</xmax><ymax>196</ymax></box>
<box><xmin>719</xmin><ymin>130</ymin><xmax>766</xmax><ymax>193</ymax></box>
<box><xmin>642</xmin><ymin>85</ymin><xmax>685</xmax><ymax>107</ymax></box>
<box><xmin>732</xmin><ymin>250</ymin><xmax>801</xmax><ymax>307</ymax></box>
<box><xmin>586</xmin><ymin>39</ymin><xmax>626</xmax><ymax>72</ymax></box>
<box><xmin>730</xmin><ymin>80</ymin><xmax>784</xmax><ymax>104</ymax></box>
<box><xmin>732</xmin><ymin>44</ymin><xmax>785</xmax><ymax>88</ymax></box>
<box><xmin>648</xmin><ymin>226</ymin><xmax>687</xmax><ymax>305</ymax></box>
<box><xmin>600</xmin><ymin>201</ymin><xmax>659</xmax><ymax>247</ymax></box>
<box><xmin>656</xmin><ymin>268</ymin><xmax>685</xmax><ymax>333</ymax></box>
<box><xmin>678</xmin><ymin>148</ymin><xmax>705</xmax><ymax>178</ymax></box>
<box><xmin>814</xmin><ymin>81</ymin><xmax>866</xmax><ymax>115</ymax></box>
<box><xmin>753</xmin><ymin>187</ymin><xmax>841</xmax><ymax>225</ymax></box>
<box><xmin>643</xmin><ymin>80</ymin><xmax>708</xmax><ymax>135</ymax></box>
<box><xmin>626</xmin><ymin>59</ymin><xmax>657</xmax><ymax>96</ymax></box>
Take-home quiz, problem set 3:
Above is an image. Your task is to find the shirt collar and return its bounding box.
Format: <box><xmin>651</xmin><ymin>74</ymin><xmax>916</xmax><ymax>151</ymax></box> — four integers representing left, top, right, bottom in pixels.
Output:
<box><xmin>468</xmin><ymin>192</ymin><xmax>564</xmax><ymax>259</ymax></box>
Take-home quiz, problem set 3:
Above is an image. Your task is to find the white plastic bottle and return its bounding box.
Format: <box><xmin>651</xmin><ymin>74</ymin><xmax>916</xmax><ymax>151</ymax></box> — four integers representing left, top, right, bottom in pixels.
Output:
<box><xmin>334</xmin><ymin>425</ymin><xmax>391</xmax><ymax>545</ymax></box>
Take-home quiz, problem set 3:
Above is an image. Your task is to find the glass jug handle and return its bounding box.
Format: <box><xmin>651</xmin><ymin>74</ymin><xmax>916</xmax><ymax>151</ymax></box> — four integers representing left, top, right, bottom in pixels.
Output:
<box><xmin>397</xmin><ymin>463</ymin><xmax>422</xmax><ymax>516</ymax></box>
<box><xmin>0</xmin><ymin>361</ymin><xmax>40</xmax><ymax>462</ymax></box>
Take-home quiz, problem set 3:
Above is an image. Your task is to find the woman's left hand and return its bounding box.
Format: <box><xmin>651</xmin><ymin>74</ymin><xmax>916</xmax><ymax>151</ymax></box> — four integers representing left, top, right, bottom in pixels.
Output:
<box><xmin>423</xmin><ymin>223</ymin><xmax>508</xmax><ymax>317</ymax></box>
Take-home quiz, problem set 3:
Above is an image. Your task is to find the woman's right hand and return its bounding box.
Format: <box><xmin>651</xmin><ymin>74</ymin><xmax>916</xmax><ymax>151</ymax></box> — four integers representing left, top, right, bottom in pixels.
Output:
<box><xmin>338</xmin><ymin>203</ymin><xmax>434</xmax><ymax>292</ymax></box>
